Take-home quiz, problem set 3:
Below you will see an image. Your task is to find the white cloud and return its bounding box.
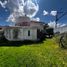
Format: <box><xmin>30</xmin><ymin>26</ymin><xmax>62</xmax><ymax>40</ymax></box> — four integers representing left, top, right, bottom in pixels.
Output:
<box><xmin>35</xmin><ymin>17</ymin><xmax>40</xmax><ymax>21</ymax></box>
<box><xmin>50</xmin><ymin>11</ymin><xmax>57</xmax><ymax>16</ymax></box>
<box><xmin>48</xmin><ymin>21</ymin><xmax>66</xmax><ymax>28</ymax></box>
<box><xmin>60</xmin><ymin>24</ymin><xmax>66</xmax><ymax>27</ymax></box>
<box><xmin>31</xmin><ymin>17</ymin><xmax>40</xmax><ymax>21</ymax></box>
<box><xmin>0</xmin><ymin>0</ymin><xmax>7</xmax><ymax>8</ymax></box>
<box><xmin>48</xmin><ymin>21</ymin><xmax>56</xmax><ymax>28</ymax></box>
<box><xmin>6</xmin><ymin>0</ymin><xmax>39</xmax><ymax>22</ymax></box>
<box><xmin>6</xmin><ymin>13</ymin><xmax>16</xmax><ymax>22</ymax></box>
<box><xmin>24</xmin><ymin>0</ymin><xmax>39</xmax><ymax>17</ymax></box>
<box><xmin>7</xmin><ymin>0</ymin><xmax>39</xmax><ymax>17</ymax></box>
<box><xmin>43</xmin><ymin>10</ymin><xmax>48</xmax><ymax>15</ymax></box>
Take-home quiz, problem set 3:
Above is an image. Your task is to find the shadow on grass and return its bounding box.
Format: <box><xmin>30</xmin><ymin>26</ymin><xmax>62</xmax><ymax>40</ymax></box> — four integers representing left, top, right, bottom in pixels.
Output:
<box><xmin>0</xmin><ymin>38</ymin><xmax>45</xmax><ymax>47</ymax></box>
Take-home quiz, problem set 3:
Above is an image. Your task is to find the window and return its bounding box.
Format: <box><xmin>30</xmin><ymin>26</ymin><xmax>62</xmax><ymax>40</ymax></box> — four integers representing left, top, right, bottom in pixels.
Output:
<box><xmin>28</xmin><ymin>30</ymin><xmax>30</xmax><ymax>36</ymax></box>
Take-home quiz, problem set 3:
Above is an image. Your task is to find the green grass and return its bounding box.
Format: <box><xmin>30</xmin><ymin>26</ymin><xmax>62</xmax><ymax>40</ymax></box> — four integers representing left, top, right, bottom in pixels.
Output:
<box><xmin>0</xmin><ymin>38</ymin><xmax>67</xmax><ymax>67</ymax></box>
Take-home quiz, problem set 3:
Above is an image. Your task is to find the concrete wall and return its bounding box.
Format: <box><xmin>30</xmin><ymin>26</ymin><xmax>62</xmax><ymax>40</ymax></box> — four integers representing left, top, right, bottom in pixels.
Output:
<box><xmin>4</xmin><ymin>28</ymin><xmax>37</xmax><ymax>41</ymax></box>
<box><xmin>18</xmin><ymin>28</ymin><xmax>37</xmax><ymax>40</ymax></box>
<box><xmin>54</xmin><ymin>26</ymin><xmax>67</xmax><ymax>34</ymax></box>
<box><xmin>30</xmin><ymin>22</ymin><xmax>44</xmax><ymax>30</ymax></box>
<box><xmin>4</xmin><ymin>29</ymin><xmax>13</xmax><ymax>40</ymax></box>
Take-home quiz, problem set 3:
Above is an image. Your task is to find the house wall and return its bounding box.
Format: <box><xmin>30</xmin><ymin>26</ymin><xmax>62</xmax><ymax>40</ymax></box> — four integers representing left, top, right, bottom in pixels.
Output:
<box><xmin>30</xmin><ymin>22</ymin><xmax>44</xmax><ymax>30</ymax></box>
<box><xmin>4</xmin><ymin>28</ymin><xmax>37</xmax><ymax>41</ymax></box>
<box><xmin>4</xmin><ymin>29</ymin><xmax>13</xmax><ymax>40</ymax></box>
<box><xmin>18</xmin><ymin>28</ymin><xmax>37</xmax><ymax>40</ymax></box>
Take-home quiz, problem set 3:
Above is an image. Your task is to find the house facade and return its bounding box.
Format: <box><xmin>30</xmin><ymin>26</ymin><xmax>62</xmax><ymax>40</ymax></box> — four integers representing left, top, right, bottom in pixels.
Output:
<box><xmin>3</xmin><ymin>16</ymin><xmax>44</xmax><ymax>41</ymax></box>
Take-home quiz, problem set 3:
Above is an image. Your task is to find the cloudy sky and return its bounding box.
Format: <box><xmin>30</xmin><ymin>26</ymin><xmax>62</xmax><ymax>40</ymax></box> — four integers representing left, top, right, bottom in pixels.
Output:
<box><xmin>0</xmin><ymin>0</ymin><xmax>67</xmax><ymax>26</ymax></box>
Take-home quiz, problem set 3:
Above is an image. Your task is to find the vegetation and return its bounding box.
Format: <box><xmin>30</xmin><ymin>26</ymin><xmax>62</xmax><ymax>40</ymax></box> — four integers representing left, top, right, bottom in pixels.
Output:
<box><xmin>0</xmin><ymin>38</ymin><xmax>67</xmax><ymax>67</ymax></box>
<box><xmin>55</xmin><ymin>32</ymin><xmax>67</xmax><ymax>48</ymax></box>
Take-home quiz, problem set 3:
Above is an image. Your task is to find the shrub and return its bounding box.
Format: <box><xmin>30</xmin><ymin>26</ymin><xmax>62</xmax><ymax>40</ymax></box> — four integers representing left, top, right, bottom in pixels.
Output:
<box><xmin>60</xmin><ymin>32</ymin><xmax>67</xmax><ymax>48</ymax></box>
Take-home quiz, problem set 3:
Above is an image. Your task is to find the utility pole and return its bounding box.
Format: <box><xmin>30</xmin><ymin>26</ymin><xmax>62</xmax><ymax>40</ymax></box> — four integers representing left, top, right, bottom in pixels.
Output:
<box><xmin>55</xmin><ymin>11</ymin><xmax>67</xmax><ymax>28</ymax></box>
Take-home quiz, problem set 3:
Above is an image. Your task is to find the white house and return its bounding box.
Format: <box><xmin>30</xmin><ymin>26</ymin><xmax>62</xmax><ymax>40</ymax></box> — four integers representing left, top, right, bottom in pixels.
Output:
<box><xmin>54</xmin><ymin>25</ymin><xmax>67</xmax><ymax>34</ymax></box>
<box><xmin>3</xmin><ymin>16</ymin><xmax>44</xmax><ymax>41</ymax></box>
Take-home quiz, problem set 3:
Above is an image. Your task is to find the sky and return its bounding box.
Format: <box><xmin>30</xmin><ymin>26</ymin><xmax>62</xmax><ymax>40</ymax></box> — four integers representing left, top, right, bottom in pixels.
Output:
<box><xmin>35</xmin><ymin>0</ymin><xmax>67</xmax><ymax>23</ymax></box>
<box><xmin>0</xmin><ymin>0</ymin><xmax>67</xmax><ymax>26</ymax></box>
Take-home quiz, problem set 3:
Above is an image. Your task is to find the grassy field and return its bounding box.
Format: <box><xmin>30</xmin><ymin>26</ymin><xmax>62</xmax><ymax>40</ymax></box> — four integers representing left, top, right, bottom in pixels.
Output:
<box><xmin>0</xmin><ymin>38</ymin><xmax>67</xmax><ymax>67</ymax></box>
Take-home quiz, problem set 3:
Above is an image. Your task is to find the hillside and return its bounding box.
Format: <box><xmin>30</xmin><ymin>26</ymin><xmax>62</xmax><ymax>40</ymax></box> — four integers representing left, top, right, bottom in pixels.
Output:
<box><xmin>0</xmin><ymin>38</ymin><xmax>67</xmax><ymax>67</ymax></box>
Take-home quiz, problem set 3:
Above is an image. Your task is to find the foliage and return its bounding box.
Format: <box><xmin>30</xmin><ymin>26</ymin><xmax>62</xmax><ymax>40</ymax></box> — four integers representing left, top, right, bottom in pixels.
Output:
<box><xmin>60</xmin><ymin>33</ymin><xmax>67</xmax><ymax>48</ymax></box>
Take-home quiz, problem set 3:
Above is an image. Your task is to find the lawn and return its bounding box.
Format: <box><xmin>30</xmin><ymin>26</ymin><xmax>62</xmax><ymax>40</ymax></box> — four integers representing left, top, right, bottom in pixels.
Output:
<box><xmin>0</xmin><ymin>38</ymin><xmax>67</xmax><ymax>67</ymax></box>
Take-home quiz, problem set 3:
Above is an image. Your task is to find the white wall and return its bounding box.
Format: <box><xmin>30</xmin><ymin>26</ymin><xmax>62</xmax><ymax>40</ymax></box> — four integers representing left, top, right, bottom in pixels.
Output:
<box><xmin>54</xmin><ymin>26</ymin><xmax>67</xmax><ymax>34</ymax></box>
<box><xmin>18</xmin><ymin>28</ymin><xmax>37</xmax><ymax>40</ymax></box>
<box><xmin>4</xmin><ymin>29</ymin><xmax>13</xmax><ymax>40</ymax></box>
<box><xmin>4</xmin><ymin>28</ymin><xmax>37</xmax><ymax>41</ymax></box>
<box><xmin>30</xmin><ymin>22</ymin><xmax>44</xmax><ymax>30</ymax></box>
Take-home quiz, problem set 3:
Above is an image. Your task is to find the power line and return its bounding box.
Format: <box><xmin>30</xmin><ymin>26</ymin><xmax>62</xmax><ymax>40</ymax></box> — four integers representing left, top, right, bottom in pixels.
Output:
<box><xmin>55</xmin><ymin>11</ymin><xmax>67</xmax><ymax>28</ymax></box>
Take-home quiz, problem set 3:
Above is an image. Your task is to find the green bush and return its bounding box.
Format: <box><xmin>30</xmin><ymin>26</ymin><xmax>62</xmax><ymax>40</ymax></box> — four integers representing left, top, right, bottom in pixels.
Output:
<box><xmin>55</xmin><ymin>32</ymin><xmax>67</xmax><ymax>48</ymax></box>
<box><xmin>54</xmin><ymin>35</ymin><xmax>61</xmax><ymax>44</ymax></box>
<box><xmin>60</xmin><ymin>33</ymin><xmax>67</xmax><ymax>48</ymax></box>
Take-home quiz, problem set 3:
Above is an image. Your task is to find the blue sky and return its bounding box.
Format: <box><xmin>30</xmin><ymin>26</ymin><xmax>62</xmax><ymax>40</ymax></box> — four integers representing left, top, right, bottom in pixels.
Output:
<box><xmin>0</xmin><ymin>0</ymin><xmax>67</xmax><ymax>26</ymax></box>
<box><xmin>35</xmin><ymin>0</ymin><xmax>67</xmax><ymax>23</ymax></box>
